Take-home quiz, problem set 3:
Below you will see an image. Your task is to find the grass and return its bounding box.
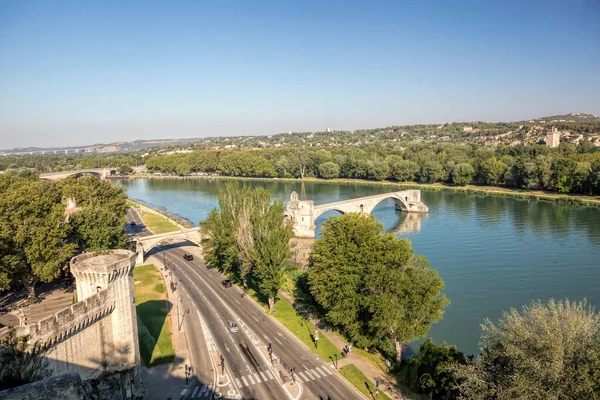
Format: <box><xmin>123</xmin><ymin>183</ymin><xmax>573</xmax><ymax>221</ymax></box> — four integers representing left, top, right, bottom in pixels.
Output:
<box><xmin>271</xmin><ymin>295</ymin><xmax>341</xmax><ymax>361</ymax></box>
<box><xmin>138</xmin><ymin>211</ymin><xmax>179</xmax><ymax>234</ymax></box>
<box><xmin>339</xmin><ymin>364</ymin><xmax>392</xmax><ymax>400</ymax></box>
<box><xmin>133</xmin><ymin>264</ymin><xmax>175</xmax><ymax>366</ymax></box>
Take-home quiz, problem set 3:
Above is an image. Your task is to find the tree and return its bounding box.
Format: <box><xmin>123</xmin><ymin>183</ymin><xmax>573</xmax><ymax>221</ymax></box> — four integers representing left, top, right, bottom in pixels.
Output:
<box><xmin>308</xmin><ymin>213</ymin><xmax>448</xmax><ymax>359</ymax></box>
<box><xmin>200</xmin><ymin>185</ymin><xmax>242</xmax><ymax>274</ymax></box>
<box><xmin>0</xmin><ymin>326</ymin><xmax>51</xmax><ymax>390</ymax></box>
<box><xmin>481</xmin><ymin>157</ymin><xmax>507</xmax><ymax>186</ymax></box>
<box><xmin>403</xmin><ymin>338</ymin><xmax>471</xmax><ymax>399</ymax></box>
<box><xmin>251</xmin><ymin>196</ymin><xmax>293</xmax><ymax>312</ymax></box>
<box><xmin>390</xmin><ymin>160</ymin><xmax>418</xmax><ymax>182</ymax></box>
<box><xmin>452</xmin><ymin>163</ymin><xmax>475</xmax><ymax>185</ymax></box>
<box><xmin>318</xmin><ymin>162</ymin><xmax>340</xmax><ymax>179</ymax></box>
<box><xmin>0</xmin><ymin>177</ymin><xmax>77</xmax><ymax>299</ymax></box>
<box><xmin>449</xmin><ymin>299</ymin><xmax>600</xmax><ymax>399</ymax></box>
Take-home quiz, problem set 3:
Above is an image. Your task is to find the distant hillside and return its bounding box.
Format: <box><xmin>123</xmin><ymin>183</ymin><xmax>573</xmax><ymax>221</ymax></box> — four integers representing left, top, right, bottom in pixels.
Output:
<box><xmin>528</xmin><ymin>112</ymin><xmax>600</xmax><ymax>124</ymax></box>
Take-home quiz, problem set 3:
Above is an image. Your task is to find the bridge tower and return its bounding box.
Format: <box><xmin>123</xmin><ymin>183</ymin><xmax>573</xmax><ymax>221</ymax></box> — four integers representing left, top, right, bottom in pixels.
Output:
<box><xmin>285</xmin><ymin>191</ymin><xmax>316</xmax><ymax>238</ymax></box>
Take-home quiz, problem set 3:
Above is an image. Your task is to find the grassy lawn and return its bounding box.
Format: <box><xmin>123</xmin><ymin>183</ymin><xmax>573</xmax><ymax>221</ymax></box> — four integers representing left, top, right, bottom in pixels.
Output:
<box><xmin>339</xmin><ymin>364</ymin><xmax>392</xmax><ymax>400</ymax></box>
<box><xmin>138</xmin><ymin>211</ymin><xmax>179</xmax><ymax>234</ymax></box>
<box><xmin>134</xmin><ymin>264</ymin><xmax>175</xmax><ymax>366</ymax></box>
<box><xmin>271</xmin><ymin>295</ymin><xmax>341</xmax><ymax>362</ymax></box>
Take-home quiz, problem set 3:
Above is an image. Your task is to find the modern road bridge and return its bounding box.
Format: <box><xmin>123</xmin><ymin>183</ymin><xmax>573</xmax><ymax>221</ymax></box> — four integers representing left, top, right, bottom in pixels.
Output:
<box><xmin>285</xmin><ymin>189</ymin><xmax>428</xmax><ymax>238</ymax></box>
<box><xmin>40</xmin><ymin>168</ymin><xmax>115</xmax><ymax>180</ymax></box>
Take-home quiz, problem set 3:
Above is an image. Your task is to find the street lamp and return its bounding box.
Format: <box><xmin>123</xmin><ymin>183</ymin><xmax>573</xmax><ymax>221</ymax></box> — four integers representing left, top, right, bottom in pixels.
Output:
<box><xmin>420</xmin><ymin>373</ymin><xmax>433</xmax><ymax>400</ymax></box>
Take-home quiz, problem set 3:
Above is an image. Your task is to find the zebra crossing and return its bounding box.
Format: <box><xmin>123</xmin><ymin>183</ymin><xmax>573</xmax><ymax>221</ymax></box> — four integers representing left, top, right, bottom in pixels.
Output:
<box><xmin>234</xmin><ymin>365</ymin><xmax>334</xmax><ymax>387</ymax></box>
<box><xmin>188</xmin><ymin>383</ymin><xmax>213</xmax><ymax>398</ymax></box>
<box><xmin>294</xmin><ymin>365</ymin><xmax>334</xmax><ymax>383</ymax></box>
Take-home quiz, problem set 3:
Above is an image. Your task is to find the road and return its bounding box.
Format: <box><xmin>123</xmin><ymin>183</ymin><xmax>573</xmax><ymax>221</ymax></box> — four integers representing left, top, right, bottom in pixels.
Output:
<box><xmin>125</xmin><ymin>207</ymin><xmax>153</xmax><ymax>237</ymax></box>
<box><xmin>155</xmin><ymin>242</ymin><xmax>366</xmax><ymax>400</ymax></box>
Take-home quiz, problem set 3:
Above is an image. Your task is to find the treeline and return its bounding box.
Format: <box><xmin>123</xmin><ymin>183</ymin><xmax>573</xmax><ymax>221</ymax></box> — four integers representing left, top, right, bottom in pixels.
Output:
<box><xmin>0</xmin><ymin>154</ymin><xmax>142</xmax><ymax>174</ymax></box>
<box><xmin>145</xmin><ymin>142</ymin><xmax>600</xmax><ymax>195</ymax></box>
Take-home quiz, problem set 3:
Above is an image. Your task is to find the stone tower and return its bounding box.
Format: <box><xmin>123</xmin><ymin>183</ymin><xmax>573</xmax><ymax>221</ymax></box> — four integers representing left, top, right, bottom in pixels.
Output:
<box><xmin>70</xmin><ymin>250</ymin><xmax>141</xmax><ymax>371</ymax></box>
<box><xmin>285</xmin><ymin>191</ymin><xmax>316</xmax><ymax>238</ymax></box>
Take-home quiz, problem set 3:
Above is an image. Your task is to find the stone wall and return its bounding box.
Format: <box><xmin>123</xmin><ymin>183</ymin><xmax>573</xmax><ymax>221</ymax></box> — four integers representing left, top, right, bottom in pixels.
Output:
<box><xmin>1</xmin><ymin>250</ymin><xmax>143</xmax><ymax>396</ymax></box>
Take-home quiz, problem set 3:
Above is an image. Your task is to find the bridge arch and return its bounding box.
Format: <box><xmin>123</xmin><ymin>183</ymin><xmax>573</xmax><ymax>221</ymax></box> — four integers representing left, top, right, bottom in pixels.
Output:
<box><xmin>135</xmin><ymin>228</ymin><xmax>202</xmax><ymax>264</ymax></box>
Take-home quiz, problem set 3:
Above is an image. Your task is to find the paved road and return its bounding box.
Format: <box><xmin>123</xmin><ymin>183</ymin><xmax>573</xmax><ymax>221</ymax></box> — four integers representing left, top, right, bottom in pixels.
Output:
<box><xmin>125</xmin><ymin>207</ymin><xmax>153</xmax><ymax>237</ymax></box>
<box><xmin>155</xmin><ymin>242</ymin><xmax>366</xmax><ymax>400</ymax></box>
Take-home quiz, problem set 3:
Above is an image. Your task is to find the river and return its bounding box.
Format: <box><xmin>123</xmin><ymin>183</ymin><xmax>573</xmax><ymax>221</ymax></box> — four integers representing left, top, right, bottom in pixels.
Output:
<box><xmin>115</xmin><ymin>177</ymin><xmax>600</xmax><ymax>355</ymax></box>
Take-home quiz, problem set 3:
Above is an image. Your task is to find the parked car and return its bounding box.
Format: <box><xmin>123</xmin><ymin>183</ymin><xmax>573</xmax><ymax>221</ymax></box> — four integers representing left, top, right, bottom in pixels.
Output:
<box><xmin>222</xmin><ymin>279</ymin><xmax>233</xmax><ymax>288</ymax></box>
<box><xmin>129</xmin><ymin>222</ymin><xmax>136</xmax><ymax>226</ymax></box>
<box><xmin>226</xmin><ymin>320</ymin><xmax>238</xmax><ymax>333</ymax></box>
<box><xmin>183</xmin><ymin>253</ymin><xmax>193</xmax><ymax>261</ymax></box>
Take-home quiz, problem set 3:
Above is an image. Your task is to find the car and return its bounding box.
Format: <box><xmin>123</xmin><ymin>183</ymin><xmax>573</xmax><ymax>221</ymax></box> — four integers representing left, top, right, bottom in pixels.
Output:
<box><xmin>222</xmin><ymin>279</ymin><xmax>233</xmax><ymax>288</ymax></box>
<box><xmin>183</xmin><ymin>253</ymin><xmax>193</xmax><ymax>261</ymax></box>
<box><xmin>226</xmin><ymin>320</ymin><xmax>239</xmax><ymax>333</ymax></box>
<box><xmin>129</xmin><ymin>221</ymin><xmax>136</xmax><ymax>226</ymax></box>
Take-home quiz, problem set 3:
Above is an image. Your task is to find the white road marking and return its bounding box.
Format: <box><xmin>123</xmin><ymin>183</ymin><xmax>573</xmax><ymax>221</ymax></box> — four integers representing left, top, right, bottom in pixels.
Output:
<box><xmin>319</xmin><ymin>365</ymin><xmax>333</xmax><ymax>375</ymax></box>
<box><xmin>241</xmin><ymin>376</ymin><xmax>249</xmax><ymax>386</ymax></box>
<box><xmin>253</xmin><ymin>372</ymin><xmax>261</xmax><ymax>383</ymax></box>
<box><xmin>191</xmin><ymin>386</ymin><xmax>199</xmax><ymax>397</ymax></box>
<box><xmin>180</xmin><ymin>388</ymin><xmax>188</xmax><ymax>396</ymax></box>
<box><xmin>235</xmin><ymin>299</ymin><xmax>241</xmax><ymax>304</ymax></box>
<box><xmin>311</xmin><ymin>367</ymin><xmax>326</xmax><ymax>378</ymax></box>
<box><xmin>259</xmin><ymin>371</ymin><xmax>268</xmax><ymax>381</ymax></box>
<box><xmin>274</xmin><ymin>337</ymin><xmax>282</xmax><ymax>345</ymax></box>
<box><xmin>247</xmin><ymin>374</ymin><xmax>255</xmax><ymax>385</ymax></box>
<box><xmin>198</xmin><ymin>384</ymin><xmax>207</xmax><ymax>396</ymax></box>
<box><xmin>304</xmin><ymin>369</ymin><xmax>316</xmax><ymax>380</ymax></box>
<box><xmin>235</xmin><ymin>378</ymin><xmax>241</xmax><ymax>387</ymax></box>
<box><xmin>298</xmin><ymin>371</ymin><xmax>310</xmax><ymax>381</ymax></box>
<box><xmin>252</xmin><ymin>315</ymin><xmax>259</xmax><ymax>322</ymax></box>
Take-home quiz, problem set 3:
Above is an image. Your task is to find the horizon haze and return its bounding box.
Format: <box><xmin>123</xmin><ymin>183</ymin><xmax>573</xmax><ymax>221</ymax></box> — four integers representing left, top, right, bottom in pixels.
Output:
<box><xmin>1</xmin><ymin>0</ymin><xmax>599</xmax><ymax>149</ymax></box>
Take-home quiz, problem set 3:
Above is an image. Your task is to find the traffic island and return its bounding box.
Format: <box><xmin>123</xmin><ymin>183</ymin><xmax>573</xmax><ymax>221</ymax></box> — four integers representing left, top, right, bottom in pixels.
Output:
<box><xmin>258</xmin><ymin>344</ymin><xmax>301</xmax><ymax>400</ymax></box>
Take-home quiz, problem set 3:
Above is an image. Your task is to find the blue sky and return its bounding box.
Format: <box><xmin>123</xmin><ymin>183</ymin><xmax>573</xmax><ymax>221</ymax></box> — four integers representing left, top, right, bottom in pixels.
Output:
<box><xmin>0</xmin><ymin>0</ymin><xmax>599</xmax><ymax>149</ymax></box>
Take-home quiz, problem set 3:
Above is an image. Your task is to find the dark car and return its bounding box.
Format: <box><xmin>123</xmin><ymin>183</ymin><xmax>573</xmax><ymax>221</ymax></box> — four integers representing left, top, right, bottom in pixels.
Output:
<box><xmin>222</xmin><ymin>279</ymin><xmax>233</xmax><ymax>288</ymax></box>
<box><xmin>129</xmin><ymin>222</ymin><xmax>136</xmax><ymax>226</ymax></box>
<box><xmin>183</xmin><ymin>254</ymin><xmax>193</xmax><ymax>261</ymax></box>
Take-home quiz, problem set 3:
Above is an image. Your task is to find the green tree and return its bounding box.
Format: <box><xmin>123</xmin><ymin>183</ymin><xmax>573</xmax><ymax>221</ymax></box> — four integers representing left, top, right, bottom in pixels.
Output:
<box><xmin>390</xmin><ymin>160</ymin><xmax>419</xmax><ymax>182</ymax></box>
<box><xmin>452</xmin><ymin>163</ymin><xmax>475</xmax><ymax>185</ymax></box>
<box><xmin>318</xmin><ymin>161</ymin><xmax>340</xmax><ymax>179</ymax></box>
<box><xmin>251</xmin><ymin>196</ymin><xmax>293</xmax><ymax>312</ymax></box>
<box><xmin>0</xmin><ymin>177</ymin><xmax>77</xmax><ymax>299</ymax></box>
<box><xmin>449</xmin><ymin>299</ymin><xmax>600</xmax><ymax>400</ymax></box>
<box><xmin>308</xmin><ymin>213</ymin><xmax>448</xmax><ymax>360</ymax></box>
<box><xmin>0</xmin><ymin>326</ymin><xmax>51</xmax><ymax>390</ymax></box>
<box><xmin>403</xmin><ymin>338</ymin><xmax>471</xmax><ymax>400</ymax></box>
<box><xmin>481</xmin><ymin>157</ymin><xmax>507</xmax><ymax>186</ymax></box>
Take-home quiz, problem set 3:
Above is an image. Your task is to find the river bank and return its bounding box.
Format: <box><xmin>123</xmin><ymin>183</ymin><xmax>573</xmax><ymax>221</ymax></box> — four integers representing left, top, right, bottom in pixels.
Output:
<box><xmin>116</xmin><ymin>174</ymin><xmax>600</xmax><ymax>208</ymax></box>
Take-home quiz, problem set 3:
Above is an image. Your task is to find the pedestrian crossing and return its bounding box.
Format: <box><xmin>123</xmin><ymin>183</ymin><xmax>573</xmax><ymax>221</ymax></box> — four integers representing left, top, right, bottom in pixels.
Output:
<box><xmin>187</xmin><ymin>365</ymin><xmax>335</xmax><ymax>397</ymax></box>
<box><xmin>188</xmin><ymin>383</ymin><xmax>213</xmax><ymax>398</ymax></box>
<box><xmin>234</xmin><ymin>365</ymin><xmax>333</xmax><ymax>387</ymax></box>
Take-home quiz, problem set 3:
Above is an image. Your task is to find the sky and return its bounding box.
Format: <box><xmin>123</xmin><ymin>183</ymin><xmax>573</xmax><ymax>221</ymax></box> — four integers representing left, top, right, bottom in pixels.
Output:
<box><xmin>0</xmin><ymin>0</ymin><xmax>599</xmax><ymax>149</ymax></box>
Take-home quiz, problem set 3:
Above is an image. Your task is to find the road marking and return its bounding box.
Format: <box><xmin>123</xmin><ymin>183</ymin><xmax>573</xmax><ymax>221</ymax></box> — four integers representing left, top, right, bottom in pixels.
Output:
<box><xmin>265</xmin><ymin>370</ymin><xmax>274</xmax><ymax>380</ymax></box>
<box><xmin>235</xmin><ymin>378</ymin><xmax>241</xmax><ymax>387</ymax></box>
<box><xmin>304</xmin><ymin>369</ymin><xmax>316</xmax><ymax>380</ymax></box>
<box><xmin>198</xmin><ymin>384</ymin><xmax>207</xmax><ymax>397</ymax></box>
<box><xmin>180</xmin><ymin>388</ymin><xmax>188</xmax><ymax>396</ymax></box>
<box><xmin>312</xmin><ymin>367</ymin><xmax>326</xmax><ymax>377</ymax></box>
<box><xmin>253</xmin><ymin>372</ymin><xmax>261</xmax><ymax>383</ymax></box>
<box><xmin>294</xmin><ymin>375</ymin><xmax>303</xmax><ymax>383</ymax></box>
<box><xmin>235</xmin><ymin>299</ymin><xmax>241</xmax><ymax>304</ymax></box>
<box><xmin>297</xmin><ymin>371</ymin><xmax>310</xmax><ymax>381</ymax></box>
<box><xmin>191</xmin><ymin>386</ymin><xmax>199</xmax><ymax>397</ymax></box>
<box><xmin>274</xmin><ymin>337</ymin><xmax>282</xmax><ymax>345</ymax></box>
<box><xmin>241</xmin><ymin>376</ymin><xmax>248</xmax><ymax>386</ymax></box>
<box><xmin>252</xmin><ymin>315</ymin><xmax>259</xmax><ymax>322</ymax></box>
<box><xmin>247</xmin><ymin>374</ymin><xmax>255</xmax><ymax>385</ymax></box>
<box><xmin>319</xmin><ymin>366</ymin><xmax>333</xmax><ymax>375</ymax></box>
<box><xmin>259</xmin><ymin>371</ymin><xmax>268</xmax><ymax>381</ymax></box>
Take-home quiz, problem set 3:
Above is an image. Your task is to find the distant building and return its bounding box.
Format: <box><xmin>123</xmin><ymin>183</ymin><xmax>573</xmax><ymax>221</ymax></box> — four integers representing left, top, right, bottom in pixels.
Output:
<box><xmin>545</xmin><ymin>126</ymin><xmax>560</xmax><ymax>148</ymax></box>
<box><xmin>463</xmin><ymin>126</ymin><xmax>474</xmax><ymax>132</ymax></box>
<box><xmin>326</xmin><ymin>128</ymin><xmax>331</xmax><ymax>132</ymax></box>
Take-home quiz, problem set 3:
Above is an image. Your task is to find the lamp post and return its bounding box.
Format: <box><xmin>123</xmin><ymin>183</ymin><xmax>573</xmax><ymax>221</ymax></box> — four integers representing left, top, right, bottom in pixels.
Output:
<box><xmin>420</xmin><ymin>373</ymin><xmax>433</xmax><ymax>400</ymax></box>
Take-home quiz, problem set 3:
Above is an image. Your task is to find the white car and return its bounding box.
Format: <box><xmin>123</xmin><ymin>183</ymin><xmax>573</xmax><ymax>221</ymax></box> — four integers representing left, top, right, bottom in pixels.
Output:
<box><xmin>227</xmin><ymin>320</ymin><xmax>239</xmax><ymax>333</ymax></box>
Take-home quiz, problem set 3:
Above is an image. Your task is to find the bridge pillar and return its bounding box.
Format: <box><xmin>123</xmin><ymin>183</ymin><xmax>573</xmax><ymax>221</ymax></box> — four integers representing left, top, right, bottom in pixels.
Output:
<box><xmin>135</xmin><ymin>242</ymin><xmax>145</xmax><ymax>265</ymax></box>
<box><xmin>285</xmin><ymin>192</ymin><xmax>317</xmax><ymax>238</ymax></box>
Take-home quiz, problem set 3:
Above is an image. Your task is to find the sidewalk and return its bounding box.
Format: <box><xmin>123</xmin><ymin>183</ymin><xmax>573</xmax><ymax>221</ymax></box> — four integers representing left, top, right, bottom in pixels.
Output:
<box><xmin>140</xmin><ymin>256</ymin><xmax>193</xmax><ymax>400</ymax></box>
<box><xmin>279</xmin><ymin>290</ymin><xmax>408</xmax><ymax>400</ymax></box>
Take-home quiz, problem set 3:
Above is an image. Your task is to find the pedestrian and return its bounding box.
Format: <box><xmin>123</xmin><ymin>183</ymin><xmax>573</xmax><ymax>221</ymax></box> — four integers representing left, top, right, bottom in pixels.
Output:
<box><xmin>348</xmin><ymin>345</ymin><xmax>352</xmax><ymax>354</ymax></box>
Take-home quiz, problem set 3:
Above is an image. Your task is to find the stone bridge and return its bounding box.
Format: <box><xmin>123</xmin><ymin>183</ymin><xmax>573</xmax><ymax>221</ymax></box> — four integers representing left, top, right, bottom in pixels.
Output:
<box><xmin>40</xmin><ymin>168</ymin><xmax>116</xmax><ymax>181</ymax></box>
<box><xmin>285</xmin><ymin>189</ymin><xmax>428</xmax><ymax>238</ymax></box>
<box><xmin>134</xmin><ymin>228</ymin><xmax>202</xmax><ymax>264</ymax></box>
